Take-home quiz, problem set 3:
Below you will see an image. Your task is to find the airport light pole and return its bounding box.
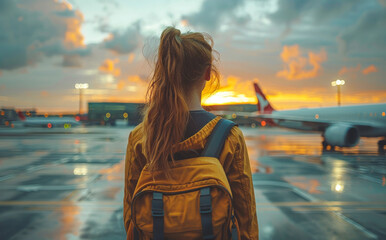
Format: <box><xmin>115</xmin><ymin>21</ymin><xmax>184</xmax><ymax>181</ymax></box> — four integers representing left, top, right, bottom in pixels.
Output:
<box><xmin>75</xmin><ymin>83</ymin><xmax>89</xmax><ymax>115</ymax></box>
<box><xmin>331</xmin><ymin>79</ymin><xmax>345</xmax><ymax>106</ymax></box>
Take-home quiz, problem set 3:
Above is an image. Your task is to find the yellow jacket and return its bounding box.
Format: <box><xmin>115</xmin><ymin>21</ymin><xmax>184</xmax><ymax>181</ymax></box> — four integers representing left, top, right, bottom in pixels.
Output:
<box><xmin>123</xmin><ymin>116</ymin><xmax>259</xmax><ymax>240</ymax></box>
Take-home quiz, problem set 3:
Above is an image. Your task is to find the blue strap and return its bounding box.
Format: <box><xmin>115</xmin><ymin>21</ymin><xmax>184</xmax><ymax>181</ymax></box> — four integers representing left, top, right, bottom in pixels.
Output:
<box><xmin>201</xmin><ymin>119</ymin><xmax>236</xmax><ymax>158</ymax></box>
<box><xmin>152</xmin><ymin>192</ymin><xmax>164</xmax><ymax>240</ymax></box>
<box><xmin>200</xmin><ymin>187</ymin><xmax>214</xmax><ymax>240</ymax></box>
<box><xmin>133</xmin><ymin>226</ymin><xmax>139</xmax><ymax>240</ymax></box>
<box><xmin>231</xmin><ymin>216</ymin><xmax>238</xmax><ymax>240</ymax></box>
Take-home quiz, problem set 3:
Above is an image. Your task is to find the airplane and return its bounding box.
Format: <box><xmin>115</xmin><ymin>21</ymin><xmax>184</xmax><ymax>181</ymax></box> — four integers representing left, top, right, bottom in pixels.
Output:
<box><xmin>216</xmin><ymin>82</ymin><xmax>386</xmax><ymax>152</ymax></box>
<box><xmin>12</xmin><ymin>111</ymin><xmax>81</xmax><ymax>128</ymax></box>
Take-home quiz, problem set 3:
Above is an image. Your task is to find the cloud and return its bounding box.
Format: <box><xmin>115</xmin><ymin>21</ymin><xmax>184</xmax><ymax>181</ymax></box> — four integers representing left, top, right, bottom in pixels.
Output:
<box><xmin>362</xmin><ymin>65</ymin><xmax>378</xmax><ymax>75</ymax></box>
<box><xmin>339</xmin><ymin>64</ymin><xmax>361</xmax><ymax>76</ymax></box>
<box><xmin>99</xmin><ymin>59</ymin><xmax>121</xmax><ymax>76</ymax></box>
<box><xmin>338</xmin><ymin>64</ymin><xmax>378</xmax><ymax>76</ymax></box>
<box><xmin>269</xmin><ymin>0</ymin><xmax>362</xmax><ymax>37</ymax></box>
<box><xmin>0</xmin><ymin>0</ymin><xmax>89</xmax><ymax>70</ymax></box>
<box><xmin>270</xmin><ymin>0</ymin><xmax>362</xmax><ymax>24</ymax></box>
<box><xmin>62</xmin><ymin>54</ymin><xmax>83</xmax><ymax>67</ymax></box>
<box><xmin>338</xmin><ymin>7</ymin><xmax>386</xmax><ymax>56</ymax></box>
<box><xmin>276</xmin><ymin>45</ymin><xmax>327</xmax><ymax>80</ymax></box>
<box><xmin>117</xmin><ymin>75</ymin><xmax>147</xmax><ymax>91</ymax></box>
<box><xmin>40</xmin><ymin>91</ymin><xmax>49</xmax><ymax>97</ymax></box>
<box><xmin>182</xmin><ymin>0</ymin><xmax>247</xmax><ymax>32</ymax></box>
<box><xmin>104</xmin><ymin>23</ymin><xmax>141</xmax><ymax>54</ymax></box>
<box><xmin>128</xmin><ymin>53</ymin><xmax>135</xmax><ymax>63</ymax></box>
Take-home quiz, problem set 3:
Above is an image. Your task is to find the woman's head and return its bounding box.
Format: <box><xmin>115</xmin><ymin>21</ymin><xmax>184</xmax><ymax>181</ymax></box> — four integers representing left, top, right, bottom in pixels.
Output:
<box><xmin>143</xmin><ymin>26</ymin><xmax>219</xmax><ymax>174</ymax></box>
<box><xmin>155</xmin><ymin>27</ymin><xmax>218</xmax><ymax>96</ymax></box>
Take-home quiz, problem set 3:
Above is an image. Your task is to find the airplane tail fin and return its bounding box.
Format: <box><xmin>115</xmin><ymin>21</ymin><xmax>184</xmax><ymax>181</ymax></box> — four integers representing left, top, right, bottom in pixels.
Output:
<box><xmin>17</xmin><ymin>111</ymin><xmax>26</xmax><ymax>121</ymax></box>
<box><xmin>254</xmin><ymin>82</ymin><xmax>275</xmax><ymax>113</ymax></box>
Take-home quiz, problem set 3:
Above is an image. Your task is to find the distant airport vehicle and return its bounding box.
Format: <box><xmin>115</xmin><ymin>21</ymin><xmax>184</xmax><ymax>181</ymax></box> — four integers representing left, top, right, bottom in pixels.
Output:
<box><xmin>214</xmin><ymin>83</ymin><xmax>386</xmax><ymax>151</ymax></box>
<box><xmin>13</xmin><ymin>111</ymin><xmax>81</xmax><ymax>128</ymax></box>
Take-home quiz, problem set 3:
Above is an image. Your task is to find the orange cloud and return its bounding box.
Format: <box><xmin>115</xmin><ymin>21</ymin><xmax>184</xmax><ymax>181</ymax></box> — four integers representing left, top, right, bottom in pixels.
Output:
<box><xmin>128</xmin><ymin>53</ymin><xmax>135</xmax><ymax>63</ymax></box>
<box><xmin>99</xmin><ymin>59</ymin><xmax>121</xmax><ymax>76</ymax></box>
<box><xmin>117</xmin><ymin>75</ymin><xmax>147</xmax><ymax>91</ymax></box>
<box><xmin>362</xmin><ymin>65</ymin><xmax>378</xmax><ymax>75</ymax></box>
<box><xmin>277</xmin><ymin>45</ymin><xmax>327</xmax><ymax>80</ymax></box>
<box><xmin>60</xmin><ymin>2</ymin><xmax>85</xmax><ymax>48</ymax></box>
<box><xmin>40</xmin><ymin>91</ymin><xmax>49</xmax><ymax>97</ymax></box>
<box><xmin>338</xmin><ymin>64</ymin><xmax>361</xmax><ymax>76</ymax></box>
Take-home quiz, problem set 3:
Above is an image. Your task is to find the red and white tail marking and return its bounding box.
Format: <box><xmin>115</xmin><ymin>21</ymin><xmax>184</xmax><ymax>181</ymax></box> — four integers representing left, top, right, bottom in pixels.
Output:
<box><xmin>254</xmin><ymin>82</ymin><xmax>275</xmax><ymax>113</ymax></box>
<box><xmin>17</xmin><ymin>111</ymin><xmax>26</xmax><ymax>121</ymax></box>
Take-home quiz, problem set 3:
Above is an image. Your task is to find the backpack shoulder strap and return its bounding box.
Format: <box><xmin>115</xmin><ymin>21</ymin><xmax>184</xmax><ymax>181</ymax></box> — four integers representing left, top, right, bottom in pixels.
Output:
<box><xmin>201</xmin><ymin>118</ymin><xmax>236</xmax><ymax>158</ymax></box>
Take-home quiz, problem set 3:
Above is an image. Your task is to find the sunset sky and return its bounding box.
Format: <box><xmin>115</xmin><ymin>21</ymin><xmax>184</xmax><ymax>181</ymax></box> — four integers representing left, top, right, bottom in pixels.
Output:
<box><xmin>0</xmin><ymin>0</ymin><xmax>385</xmax><ymax>113</ymax></box>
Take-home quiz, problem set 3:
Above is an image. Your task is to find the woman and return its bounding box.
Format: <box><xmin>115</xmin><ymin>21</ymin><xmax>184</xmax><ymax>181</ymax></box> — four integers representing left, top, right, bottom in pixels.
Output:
<box><xmin>123</xmin><ymin>26</ymin><xmax>258</xmax><ymax>240</ymax></box>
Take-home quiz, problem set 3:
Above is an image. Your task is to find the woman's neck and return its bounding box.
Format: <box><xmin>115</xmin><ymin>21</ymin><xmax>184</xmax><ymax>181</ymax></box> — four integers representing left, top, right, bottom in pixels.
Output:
<box><xmin>186</xmin><ymin>89</ymin><xmax>204</xmax><ymax>111</ymax></box>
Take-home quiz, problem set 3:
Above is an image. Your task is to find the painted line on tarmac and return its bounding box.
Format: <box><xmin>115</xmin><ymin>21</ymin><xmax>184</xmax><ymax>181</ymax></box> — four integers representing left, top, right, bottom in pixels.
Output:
<box><xmin>0</xmin><ymin>174</ymin><xmax>15</xmax><ymax>182</ymax></box>
<box><xmin>62</xmin><ymin>189</ymin><xmax>80</xmax><ymax>201</ymax></box>
<box><xmin>335</xmin><ymin>212</ymin><xmax>378</xmax><ymax>239</ymax></box>
<box><xmin>254</xmin><ymin>179</ymin><xmax>379</xmax><ymax>239</ymax></box>
<box><xmin>0</xmin><ymin>201</ymin><xmax>121</xmax><ymax>206</ymax></box>
<box><xmin>359</xmin><ymin>175</ymin><xmax>382</xmax><ymax>184</ymax></box>
<box><xmin>26</xmin><ymin>165</ymin><xmax>46</xmax><ymax>172</ymax></box>
<box><xmin>14</xmin><ymin>184</ymin><xmax>87</xmax><ymax>191</ymax></box>
<box><xmin>254</xmin><ymin>201</ymin><xmax>386</xmax><ymax>207</ymax></box>
<box><xmin>293</xmin><ymin>207</ymin><xmax>386</xmax><ymax>212</ymax></box>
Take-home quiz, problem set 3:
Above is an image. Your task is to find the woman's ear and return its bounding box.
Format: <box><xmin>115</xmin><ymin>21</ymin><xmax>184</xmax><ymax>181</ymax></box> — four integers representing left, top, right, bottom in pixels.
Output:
<box><xmin>204</xmin><ymin>66</ymin><xmax>211</xmax><ymax>81</ymax></box>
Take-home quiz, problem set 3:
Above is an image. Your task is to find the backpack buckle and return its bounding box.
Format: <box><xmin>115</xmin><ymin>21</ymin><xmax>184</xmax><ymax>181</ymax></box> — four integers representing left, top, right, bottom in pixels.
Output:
<box><xmin>200</xmin><ymin>204</ymin><xmax>212</xmax><ymax>214</ymax></box>
<box><xmin>200</xmin><ymin>188</ymin><xmax>212</xmax><ymax>214</ymax></box>
<box><xmin>152</xmin><ymin>209</ymin><xmax>164</xmax><ymax>217</ymax></box>
<box><xmin>152</xmin><ymin>192</ymin><xmax>164</xmax><ymax>217</ymax></box>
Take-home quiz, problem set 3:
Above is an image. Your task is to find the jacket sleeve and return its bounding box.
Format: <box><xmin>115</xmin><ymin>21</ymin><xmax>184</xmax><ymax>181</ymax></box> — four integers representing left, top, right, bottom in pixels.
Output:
<box><xmin>123</xmin><ymin>131</ymin><xmax>142</xmax><ymax>233</ymax></box>
<box><xmin>227</xmin><ymin>128</ymin><xmax>259</xmax><ymax>240</ymax></box>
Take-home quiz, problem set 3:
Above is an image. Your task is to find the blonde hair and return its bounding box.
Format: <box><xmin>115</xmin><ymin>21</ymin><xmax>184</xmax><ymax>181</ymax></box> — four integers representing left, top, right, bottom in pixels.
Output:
<box><xmin>143</xmin><ymin>26</ymin><xmax>219</xmax><ymax>174</ymax></box>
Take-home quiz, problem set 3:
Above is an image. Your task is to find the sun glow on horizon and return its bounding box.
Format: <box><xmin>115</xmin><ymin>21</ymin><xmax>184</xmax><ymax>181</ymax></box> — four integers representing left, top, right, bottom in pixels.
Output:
<box><xmin>202</xmin><ymin>91</ymin><xmax>257</xmax><ymax>106</ymax></box>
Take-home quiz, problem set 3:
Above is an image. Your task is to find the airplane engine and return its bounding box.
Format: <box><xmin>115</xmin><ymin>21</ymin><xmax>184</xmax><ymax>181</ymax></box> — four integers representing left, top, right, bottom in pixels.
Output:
<box><xmin>324</xmin><ymin>124</ymin><xmax>360</xmax><ymax>147</ymax></box>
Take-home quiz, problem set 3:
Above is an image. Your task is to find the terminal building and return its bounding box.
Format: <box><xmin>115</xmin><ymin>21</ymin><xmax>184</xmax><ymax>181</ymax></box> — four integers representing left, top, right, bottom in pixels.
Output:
<box><xmin>88</xmin><ymin>102</ymin><xmax>145</xmax><ymax>126</ymax></box>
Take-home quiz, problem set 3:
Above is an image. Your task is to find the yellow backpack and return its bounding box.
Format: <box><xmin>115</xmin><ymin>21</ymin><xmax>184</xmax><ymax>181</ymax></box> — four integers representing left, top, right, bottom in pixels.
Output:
<box><xmin>130</xmin><ymin>119</ymin><xmax>240</xmax><ymax>240</ymax></box>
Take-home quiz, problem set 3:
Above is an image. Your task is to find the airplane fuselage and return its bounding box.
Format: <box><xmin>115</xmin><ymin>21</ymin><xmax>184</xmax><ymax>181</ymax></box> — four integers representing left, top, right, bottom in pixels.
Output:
<box><xmin>13</xmin><ymin>117</ymin><xmax>81</xmax><ymax>128</ymax></box>
<box><xmin>268</xmin><ymin>103</ymin><xmax>386</xmax><ymax>137</ymax></box>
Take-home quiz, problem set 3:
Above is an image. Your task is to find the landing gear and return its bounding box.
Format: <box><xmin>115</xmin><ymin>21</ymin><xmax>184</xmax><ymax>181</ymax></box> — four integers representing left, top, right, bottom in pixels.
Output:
<box><xmin>322</xmin><ymin>139</ymin><xmax>335</xmax><ymax>152</ymax></box>
<box><xmin>322</xmin><ymin>140</ymin><xmax>328</xmax><ymax>150</ymax></box>
<box><xmin>378</xmin><ymin>139</ymin><xmax>386</xmax><ymax>153</ymax></box>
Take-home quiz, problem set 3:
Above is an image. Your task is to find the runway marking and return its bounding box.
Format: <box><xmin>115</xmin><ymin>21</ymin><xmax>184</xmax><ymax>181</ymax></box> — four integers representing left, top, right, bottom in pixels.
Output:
<box><xmin>26</xmin><ymin>165</ymin><xmax>46</xmax><ymax>172</ymax></box>
<box><xmin>62</xmin><ymin>189</ymin><xmax>80</xmax><ymax>201</ymax></box>
<box><xmin>255</xmin><ymin>201</ymin><xmax>386</xmax><ymax>207</ymax></box>
<box><xmin>0</xmin><ymin>201</ymin><xmax>121</xmax><ymax>206</ymax></box>
<box><xmin>26</xmin><ymin>206</ymin><xmax>118</xmax><ymax>211</ymax></box>
<box><xmin>0</xmin><ymin>174</ymin><xmax>14</xmax><ymax>182</ymax></box>
<box><xmin>254</xmin><ymin>179</ymin><xmax>379</xmax><ymax>239</ymax></box>
<box><xmin>359</xmin><ymin>175</ymin><xmax>382</xmax><ymax>184</ymax></box>
<box><xmin>335</xmin><ymin>212</ymin><xmax>378</xmax><ymax>239</ymax></box>
<box><xmin>293</xmin><ymin>207</ymin><xmax>386</xmax><ymax>212</ymax></box>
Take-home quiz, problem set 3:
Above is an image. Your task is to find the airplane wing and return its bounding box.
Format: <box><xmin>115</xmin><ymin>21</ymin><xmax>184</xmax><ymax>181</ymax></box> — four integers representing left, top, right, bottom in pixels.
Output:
<box><xmin>211</xmin><ymin>110</ymin><xmax>378</xmax><ymax>132</ymax></box>
<box><xmin>254</xmin><ymin>114</ymin><xmax>379</xmax><ymax>132</ymax></box>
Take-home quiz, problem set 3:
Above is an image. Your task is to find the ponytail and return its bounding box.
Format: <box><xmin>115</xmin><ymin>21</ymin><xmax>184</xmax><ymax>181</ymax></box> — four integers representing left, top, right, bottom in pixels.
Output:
<box><xmin>143</xmin><ymin>27</ymin><xmax>219</xmax><ymax>175</ymax></box>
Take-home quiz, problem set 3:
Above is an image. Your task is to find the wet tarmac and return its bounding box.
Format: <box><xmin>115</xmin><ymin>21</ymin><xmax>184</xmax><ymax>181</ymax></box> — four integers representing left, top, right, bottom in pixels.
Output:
<box><xmin>0</xmin><ymin>126</ymin><xmax>385</xmax><ymax>240</ymax></box>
